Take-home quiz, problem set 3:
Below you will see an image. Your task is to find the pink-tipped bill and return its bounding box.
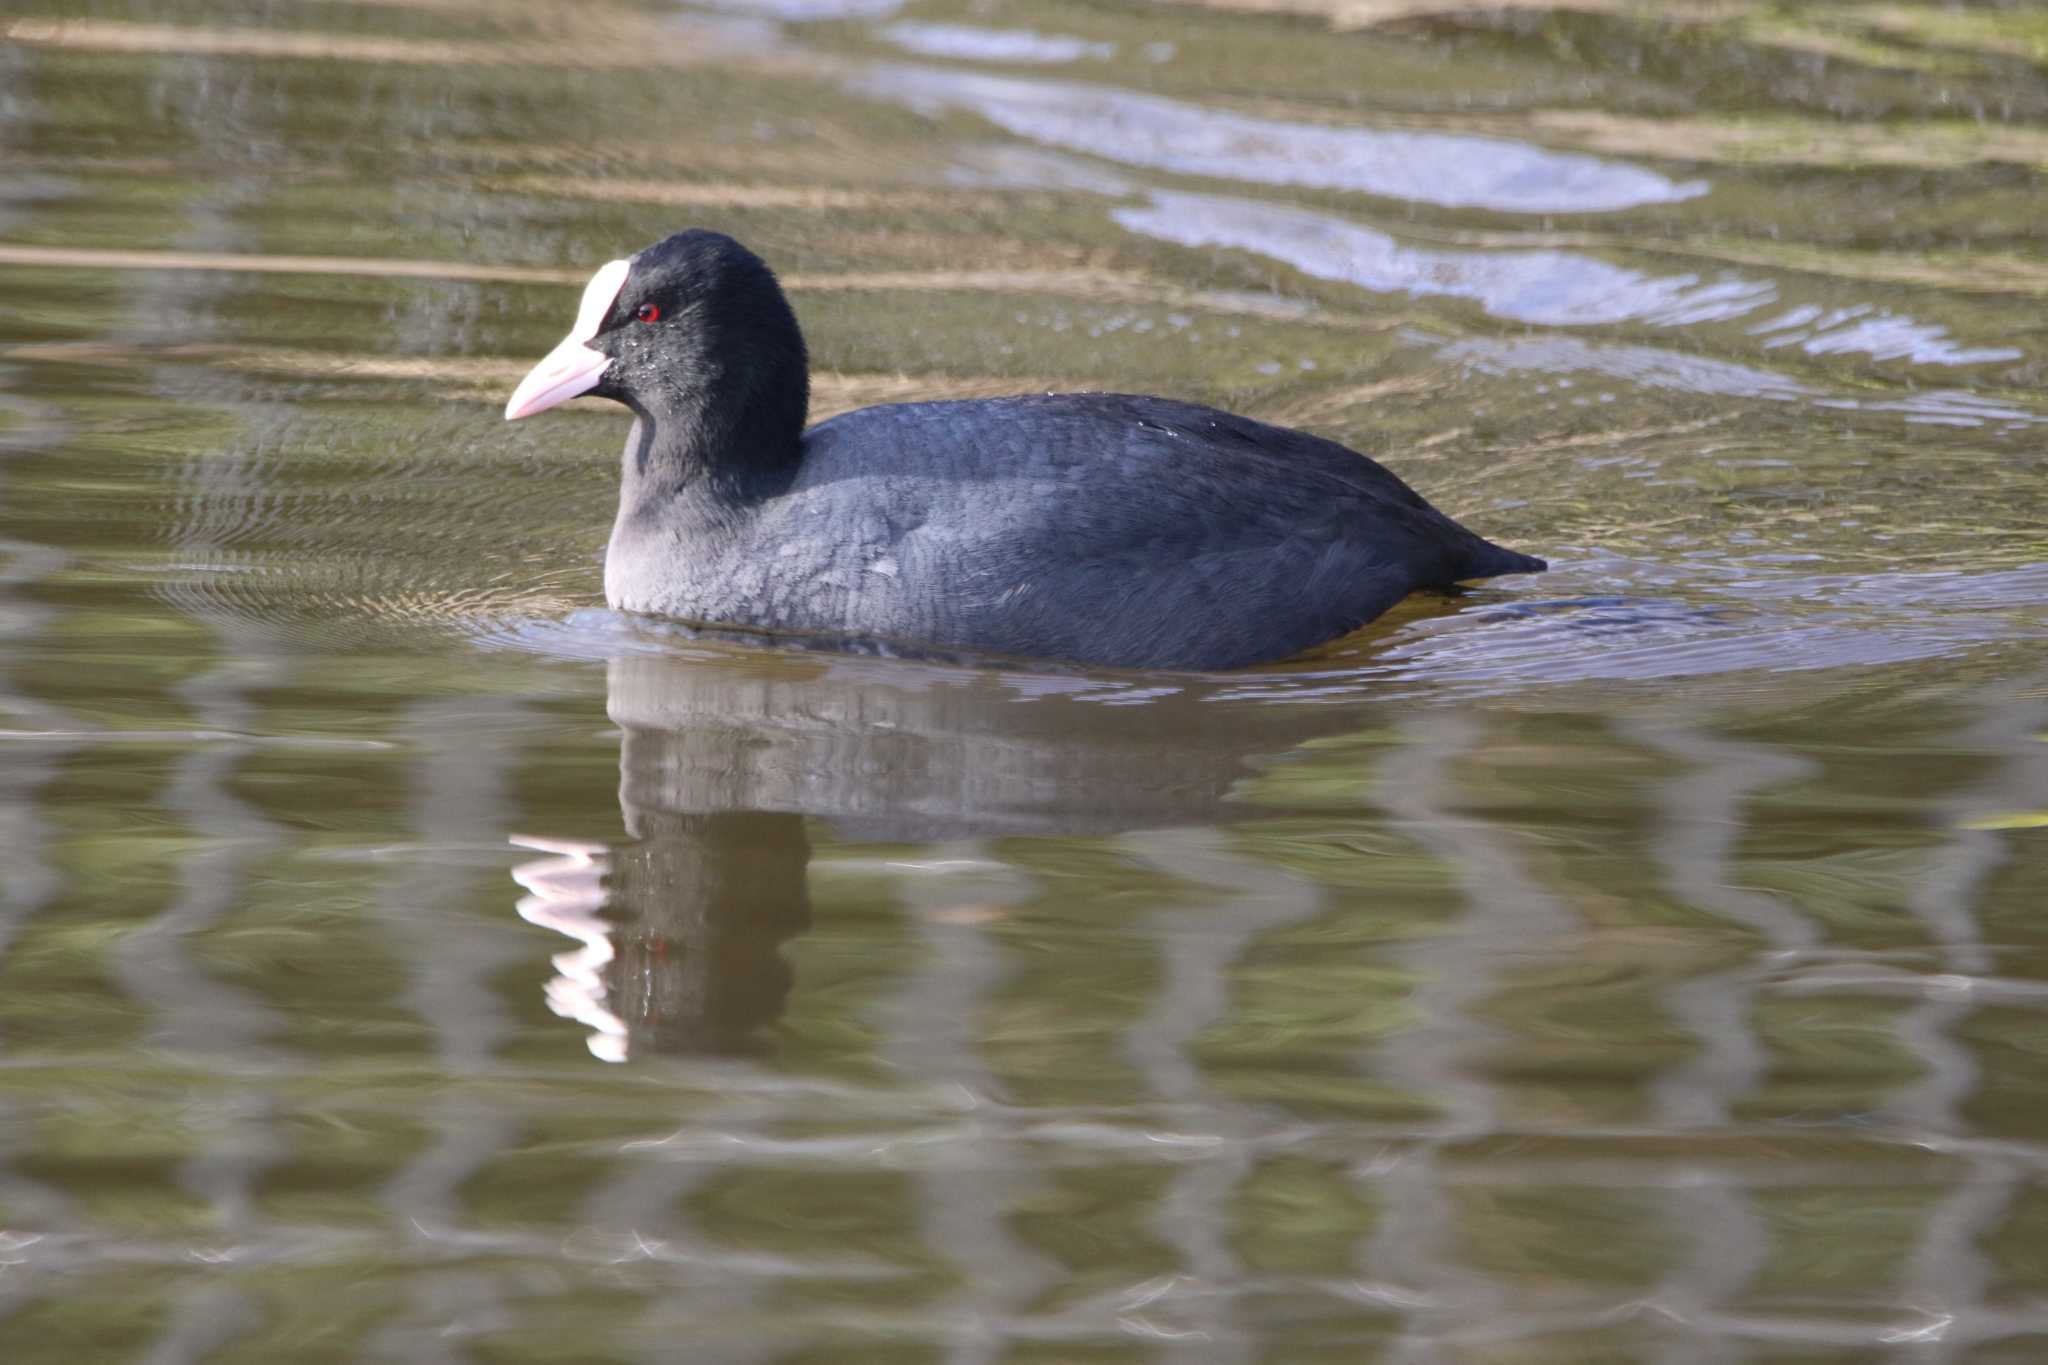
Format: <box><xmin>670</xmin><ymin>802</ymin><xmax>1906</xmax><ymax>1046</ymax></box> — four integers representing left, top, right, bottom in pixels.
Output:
<box><xmin>504</xmin><ymin>258</ymin><xmax>631</xmax><ymax>420</ymax></box>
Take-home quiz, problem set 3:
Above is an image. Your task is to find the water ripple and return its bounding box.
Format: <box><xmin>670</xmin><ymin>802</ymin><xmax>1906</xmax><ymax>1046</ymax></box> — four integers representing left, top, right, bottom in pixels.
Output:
<box><xmin>879</xmin><ymin>21</ymin><xmax>1115</xmax><ymax>65</ymax></box>
<box><xmin>850</xmin><ymin>64</ymin><xmax>1707</xmax><ymax>213</ymax></box>
<box><xmin>1117</xmin><ymin>190</ymin><xmax>1776</xmax><ymax>327</ymax></box>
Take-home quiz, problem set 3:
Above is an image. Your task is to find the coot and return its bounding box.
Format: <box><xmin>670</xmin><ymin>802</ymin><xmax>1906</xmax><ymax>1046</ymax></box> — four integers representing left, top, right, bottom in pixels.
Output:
<box><xmin>506</xmin><ymin>230</ymin><xmax>1544</xmax><ymax>670</ymax></box>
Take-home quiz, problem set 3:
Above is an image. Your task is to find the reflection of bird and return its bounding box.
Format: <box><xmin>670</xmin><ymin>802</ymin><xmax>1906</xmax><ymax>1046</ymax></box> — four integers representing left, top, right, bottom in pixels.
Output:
<box><xmin>510</xmin><ymin>647</ymin><xmax>1387</xmax><ymax>1061</ymax></box>
<box><xmin>605</xmin><ymin>811</ymin><xmax>810</xmax><ymax>1056</ymax></box>
<box><xmin>603</xmin><ymin>652</ymin><xmax>1370</xmax><ymax>838</ymax></box>
<box><xmin>509</xmin><ymin>836</ymin><xmax>631</xmax><ymax>1061</ymax></box>
<box><xmin>505</xmin><ymin>229</ymin><xmax>1544</xmax><ymax>670</ymax></box>
<box><xmin>508</xmin><ymin>815</ymin><xmax>810</xmax><ymax>1062</ymax></box>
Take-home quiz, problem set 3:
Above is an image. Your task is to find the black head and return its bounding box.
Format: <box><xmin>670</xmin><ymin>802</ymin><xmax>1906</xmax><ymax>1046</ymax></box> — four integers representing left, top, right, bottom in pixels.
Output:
<box><xmin>505</xmin><ymin>231</ymin><xmax>809</xmax><ymax>465</ymax></box>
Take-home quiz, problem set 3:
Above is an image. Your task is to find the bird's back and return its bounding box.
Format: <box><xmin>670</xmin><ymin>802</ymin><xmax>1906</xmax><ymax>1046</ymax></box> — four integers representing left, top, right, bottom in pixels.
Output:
<box><xmin>618</xmin><ymin>393</ymin><xmax>1542</xmax><ymax>669</ymax></box>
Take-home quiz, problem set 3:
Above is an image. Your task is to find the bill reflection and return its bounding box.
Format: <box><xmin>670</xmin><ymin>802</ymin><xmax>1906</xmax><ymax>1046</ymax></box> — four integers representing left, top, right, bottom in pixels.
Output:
<box><xmin>511</xmin><ymin>814</ymin><xmax>809</xmax><ymax>1062</ymax></box>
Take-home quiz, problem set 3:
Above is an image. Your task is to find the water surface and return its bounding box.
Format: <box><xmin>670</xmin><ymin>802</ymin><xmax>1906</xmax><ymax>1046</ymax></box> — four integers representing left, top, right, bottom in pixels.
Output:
<box><xmin>3</xmin><ymin>1</ymin><xmax>2048</xmax><ymax>1359</ymax></box>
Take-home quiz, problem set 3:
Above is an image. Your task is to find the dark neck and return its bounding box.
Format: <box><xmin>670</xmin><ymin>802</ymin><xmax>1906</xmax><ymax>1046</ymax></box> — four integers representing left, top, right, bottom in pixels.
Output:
<box><xmin>618</xmin><ymin>373</ymin><xmax>805</xmax><ymax>518</ymax></box>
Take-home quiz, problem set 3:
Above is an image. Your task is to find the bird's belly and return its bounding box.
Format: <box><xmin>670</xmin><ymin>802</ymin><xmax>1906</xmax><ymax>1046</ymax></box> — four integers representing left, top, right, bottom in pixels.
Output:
<box><xmin>605</xmin><ymin>522</ymin><xmax>921</xmax><ymax>641</ymax></box>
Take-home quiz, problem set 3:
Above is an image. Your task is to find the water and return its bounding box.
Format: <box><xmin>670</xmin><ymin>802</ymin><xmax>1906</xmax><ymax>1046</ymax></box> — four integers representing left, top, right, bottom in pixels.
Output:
<box><xmin>3</xmin><ymin>1</ymin><xmax>2048</xmax><ymax>1358</ymax></box>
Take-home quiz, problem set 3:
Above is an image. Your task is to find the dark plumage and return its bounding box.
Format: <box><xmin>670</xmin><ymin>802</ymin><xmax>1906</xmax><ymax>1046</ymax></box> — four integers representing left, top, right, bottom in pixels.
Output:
<box><xmin>506</xmin><ymin>229</ymin><xmax>1544</xmax><ymax>671</ymax></box>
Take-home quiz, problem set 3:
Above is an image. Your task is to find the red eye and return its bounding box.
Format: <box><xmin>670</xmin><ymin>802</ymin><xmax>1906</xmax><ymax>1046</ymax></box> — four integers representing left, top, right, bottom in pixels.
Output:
<box><xmin>634</xmin><ymin>303</ymin><xmax>661</xmax><ymax>324</ymax></box>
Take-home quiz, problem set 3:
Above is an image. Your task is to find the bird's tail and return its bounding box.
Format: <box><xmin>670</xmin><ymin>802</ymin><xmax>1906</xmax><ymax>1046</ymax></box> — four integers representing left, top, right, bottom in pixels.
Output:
<box><xmin>1461</xmin><ymin>538</ymin><xmax>1547</xmax><ymax>579</ymax></box>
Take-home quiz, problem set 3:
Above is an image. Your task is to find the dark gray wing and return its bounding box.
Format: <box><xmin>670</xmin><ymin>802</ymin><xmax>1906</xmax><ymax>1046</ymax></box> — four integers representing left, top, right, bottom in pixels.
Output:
<box><xmin>795</xmin><ymin>394</ymin><xmax>1524</xmax><ymax>669</ymax></box>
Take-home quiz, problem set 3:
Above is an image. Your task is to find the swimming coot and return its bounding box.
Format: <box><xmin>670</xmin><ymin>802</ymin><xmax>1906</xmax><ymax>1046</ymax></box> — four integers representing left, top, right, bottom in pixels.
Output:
<box><xmin>505</xmin><ymin>230</ymin><xmax>1544</xmax><ymax>670</ymax></box>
